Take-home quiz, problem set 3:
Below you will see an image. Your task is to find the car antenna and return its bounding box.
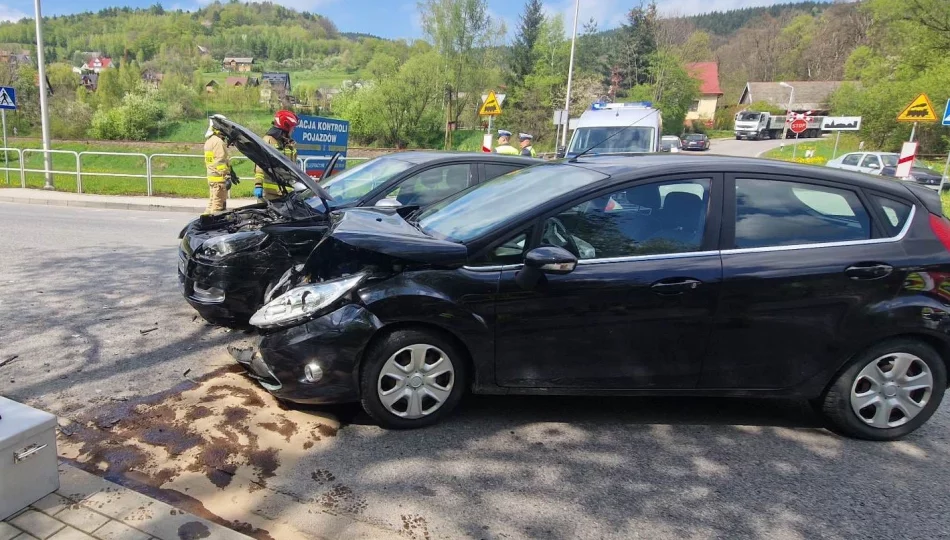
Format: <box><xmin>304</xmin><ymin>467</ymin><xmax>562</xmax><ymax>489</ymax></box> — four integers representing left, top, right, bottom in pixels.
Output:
<box><xmin>568</xmin><ymin>109</ymin><xmax>659</xmax><ymax>163</ymax></box>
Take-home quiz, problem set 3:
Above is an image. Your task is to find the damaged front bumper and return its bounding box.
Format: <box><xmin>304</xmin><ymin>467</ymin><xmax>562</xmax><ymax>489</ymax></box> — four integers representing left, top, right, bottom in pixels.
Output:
<box><xmin>230</xmin><ymin>304</ymin><xmax>382</xmax><ymax>404</ymax></box>
<box><xmin>178</xmin><ymin>249</ymin><xmax>286</xmax><ymax>326</ymax></box>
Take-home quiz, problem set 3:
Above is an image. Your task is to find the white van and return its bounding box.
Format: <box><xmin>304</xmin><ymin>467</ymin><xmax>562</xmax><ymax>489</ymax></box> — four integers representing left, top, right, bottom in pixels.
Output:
<box><xmin>566</xmin><ymin>102</ymin><xmax>663</xmax><ymax>157</ymax></box>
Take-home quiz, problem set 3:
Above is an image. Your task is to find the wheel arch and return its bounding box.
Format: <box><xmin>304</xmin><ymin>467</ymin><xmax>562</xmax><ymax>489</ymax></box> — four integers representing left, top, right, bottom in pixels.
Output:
<box><xmin>354</xmin><ymin>320</ymin><xmax>477</xmax><ymax>398</ymax></box>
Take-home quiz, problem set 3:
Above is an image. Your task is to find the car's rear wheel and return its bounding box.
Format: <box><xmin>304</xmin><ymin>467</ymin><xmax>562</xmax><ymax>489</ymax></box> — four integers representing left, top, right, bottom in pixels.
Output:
<box><xmin>820</xmin><ymin>339</ymin><xmax>946</xmax><ymax>440</ymax></box>
<box><xmin>360</xmin><ymin>329</ymin><xmax>466</xmax><ymax>429</ymax></box>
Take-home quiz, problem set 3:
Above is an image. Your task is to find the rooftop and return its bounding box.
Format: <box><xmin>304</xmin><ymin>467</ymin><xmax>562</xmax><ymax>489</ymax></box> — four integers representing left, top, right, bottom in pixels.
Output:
<box><xmin>685</xmin><ymin>62</ymin><xmax>723</xmax><ymax>95</ymax></box>
<box><xmin>739</xmin><ymin>81</ymin><xmax>849</xmax><ymax>111</ymax></box>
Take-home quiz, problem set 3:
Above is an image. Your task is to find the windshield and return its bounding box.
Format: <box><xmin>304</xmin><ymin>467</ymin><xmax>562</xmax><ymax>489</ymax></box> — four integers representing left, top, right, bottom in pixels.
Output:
<box><xmin>686</xmin><ymin>134</ymin><xmax>704</xmax><ymax>141</ymax></box>
<box><xmin>737</xmin><ymin>112</ymin><xmax>760</xmax><ymax>121</ymax></box>
<box><xmin>568</xmin><ymin>127</ymin><xmax>654</xmax><ymax>155</ymax></box>
<box><xmin>417</xmin><ymin>163</ymin><xmax>608</xmax><ymax>243</ymax></box>
<box><xmin>319</xmin><ymin>156</ymin><xmax>415</xmax><ymax>207</ymax></box>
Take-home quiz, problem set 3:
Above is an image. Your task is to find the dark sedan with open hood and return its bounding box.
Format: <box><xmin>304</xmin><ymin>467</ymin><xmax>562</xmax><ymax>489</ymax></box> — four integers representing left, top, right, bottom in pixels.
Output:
<box><xmin>240</xmin><ymin>154</ymin><xmax>950</xmax><ymax>440</ymax></box>
<box><xmin>178</xmin><ymin>117</ymin><xmax>538</xmax><ymax>326</ymax></box>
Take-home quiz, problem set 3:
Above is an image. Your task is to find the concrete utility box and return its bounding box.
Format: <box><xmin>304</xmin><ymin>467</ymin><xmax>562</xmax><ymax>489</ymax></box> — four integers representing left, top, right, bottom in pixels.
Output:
<box><xmin>0</xmin><ymin>396</ymin><xmax>59</xmax><ymax>520</ymax></box>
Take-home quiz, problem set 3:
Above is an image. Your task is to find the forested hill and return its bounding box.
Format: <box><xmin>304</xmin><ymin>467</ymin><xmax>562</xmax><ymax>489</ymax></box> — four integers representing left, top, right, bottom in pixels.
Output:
<box><xmin>684</xmin><ymin>1</ymin><xmax>831</xmax><ymax>35</ymax></box>
<box><xmin>0</xmin><ymin>2</ymin><xmax>343</xmax><ymax>67</ymax></box>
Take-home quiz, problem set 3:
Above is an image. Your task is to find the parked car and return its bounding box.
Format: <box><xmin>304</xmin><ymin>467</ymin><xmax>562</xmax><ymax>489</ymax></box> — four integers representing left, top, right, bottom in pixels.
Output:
<box><xmin>826</xmin><ymin>152</ymin><xmax>897</xmax><ymax>175</ymax></box>
<box><xmin>659</xmin><ymin>136</ymin><xmax>682</xmax><ymax>153</ymax></box>
<box><xmin>178</xmin><ymin>116</ymin><xmax>539</xmax><ymax>327</ymax></box>
<box><xmin>682</xmin><ymin>133</ymin><xmax>711</xmax><ymax>151</ymax></box>
<box><xmin>881</xmin><ymin>163</ymin><xmax>945</xmax><ymax>190</ymax></box>
<box><xmin>827</xmin><ymin>151</ymin><xmax>945</xmax><ymax>189</ymax></box>
<box><xmin>238</xmin><ymin>153</ymin><xmax>950</xmax><ymax>440</ymax></box>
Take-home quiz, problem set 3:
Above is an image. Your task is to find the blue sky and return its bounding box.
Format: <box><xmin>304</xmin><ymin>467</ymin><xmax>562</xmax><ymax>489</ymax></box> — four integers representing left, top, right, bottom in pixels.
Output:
<box><xmin>0</xmin><ymin>0</ymin><xmax>826</xmax><ymax>39</ymax></box>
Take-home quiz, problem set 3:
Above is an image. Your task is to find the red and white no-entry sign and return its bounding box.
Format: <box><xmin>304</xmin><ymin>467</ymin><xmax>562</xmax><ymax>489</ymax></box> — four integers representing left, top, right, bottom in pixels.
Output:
<box><xmin>790</xmin><ymin>118</ymin><xmax>808</xmax><ymax>134</ymax></box>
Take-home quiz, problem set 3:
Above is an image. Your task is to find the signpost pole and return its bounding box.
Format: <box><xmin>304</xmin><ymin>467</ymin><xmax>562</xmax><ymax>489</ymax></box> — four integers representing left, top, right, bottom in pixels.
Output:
<box><xmin>910</xmin><ymin>122</ymin><xmax>917</xmax><ymax>143</ymax></box>
<box><xmin>1</xmin><ymin>109</ymin><xmax>8</xmax><ymax>184</ymax></box>
<box><xmin>940</xmin><ymin>150</ymin><xmax>950</xmax><ymax>194</ymax></box>
<box><xmin>34</xmin><ymin>0</ymin><xmax>54</xmax><ymax>189</ymax></box>
<box><xmin>832</xmin><ymin>131</ymin><xmax>841</xmax><ymax>160</ymax></box>
<box><xmin>793</xmin><ymin>132</ymin><xmax>799</xmax><ymax>160</ymax></box>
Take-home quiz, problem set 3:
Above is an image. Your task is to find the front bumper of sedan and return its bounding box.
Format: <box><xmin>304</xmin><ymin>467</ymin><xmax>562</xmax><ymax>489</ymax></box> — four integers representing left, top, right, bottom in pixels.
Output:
<box><xmin>236</xmin><ymin>304</ymin><xmax>383</xmax><ymax>404</ymax></box>
<box><xmin>178</xmin><ymin>248</ymin><xmax>284</xmax><ymax>326</ymax></box>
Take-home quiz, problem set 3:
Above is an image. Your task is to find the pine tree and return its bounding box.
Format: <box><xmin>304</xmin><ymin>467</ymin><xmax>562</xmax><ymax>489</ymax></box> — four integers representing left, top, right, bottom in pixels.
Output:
<box><xmin>508</xmin><ymin>0</ymin><xmax>544</xmax><ymax>83</ymax></box>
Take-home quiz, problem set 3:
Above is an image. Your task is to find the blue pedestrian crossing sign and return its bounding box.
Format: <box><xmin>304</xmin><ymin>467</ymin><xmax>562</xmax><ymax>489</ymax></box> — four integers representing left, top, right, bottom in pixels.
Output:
<box><xmin>0</xmin><ymin>86</ymin><xmax>16</xmax><ymax>110</ymax></box>
<box><xmin>943</xmin><ymin>98</ymin><xmax>950</xmax><ymax>127</ymax></box>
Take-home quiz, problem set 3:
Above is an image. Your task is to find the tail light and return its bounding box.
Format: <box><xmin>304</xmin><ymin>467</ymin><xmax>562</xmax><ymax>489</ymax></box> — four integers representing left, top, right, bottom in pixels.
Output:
<box><xmin>928</xmin><ymin>214</ymin><xmax>950</xmax><ymax>252</ymax></box>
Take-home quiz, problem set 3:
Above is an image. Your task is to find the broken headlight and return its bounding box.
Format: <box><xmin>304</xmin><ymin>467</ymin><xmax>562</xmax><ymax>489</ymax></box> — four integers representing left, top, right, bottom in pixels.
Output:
<box><xmin>198</xmin><ymin>231</ymin><xmax>267</xmax><ymax>260</ymax></box>
<box><xmin>249</xmin><ymin>272</ymin><xmax>368</xmax><ymax>329</ymax></box>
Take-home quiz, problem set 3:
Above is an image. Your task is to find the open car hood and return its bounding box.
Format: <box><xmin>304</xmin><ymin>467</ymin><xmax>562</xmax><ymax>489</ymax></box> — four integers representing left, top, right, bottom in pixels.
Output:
<box><xmin>210</xmin><ymin>115</ymin><xmax>331</xmax><ymax>203</ymax></box>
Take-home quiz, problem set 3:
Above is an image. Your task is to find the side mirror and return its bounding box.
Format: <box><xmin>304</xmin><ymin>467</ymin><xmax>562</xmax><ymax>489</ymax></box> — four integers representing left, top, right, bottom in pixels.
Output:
<box><xmin>375</xmin><ymin>198</ymin><xmax>401</xmax><ymax>208</ymax></box>
<box><xmin>869</xmin><ymin>163</ymin><xmax>880</xmax><ymax>169</ymax></box>
<box><xmin>516</xmin><ymin>246</ymin><xmax>577</xmax><ymax>289</ymax></box>
<box><xmin>556</xmin><ymin>146</ymin><xmax>566</xmax><ymax>159</ymax></box>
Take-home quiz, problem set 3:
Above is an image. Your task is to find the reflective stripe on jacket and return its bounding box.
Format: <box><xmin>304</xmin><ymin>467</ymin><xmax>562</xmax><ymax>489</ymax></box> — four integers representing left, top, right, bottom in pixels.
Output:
<box><xmin>204</xmin><ymin>134</ymin><xmax>229</xmax><ymax>183</ymax></box>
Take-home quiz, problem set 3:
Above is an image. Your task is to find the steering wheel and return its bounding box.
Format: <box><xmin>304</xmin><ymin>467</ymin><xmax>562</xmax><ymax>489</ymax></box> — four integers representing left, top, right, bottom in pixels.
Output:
<box><xmin>542</xmin><ymin>217</ymin><xmax>580</xmax><ymax>256</ymax></box>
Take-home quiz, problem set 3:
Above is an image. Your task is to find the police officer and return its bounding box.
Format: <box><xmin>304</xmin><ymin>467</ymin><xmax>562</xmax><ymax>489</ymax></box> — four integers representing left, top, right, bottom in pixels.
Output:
<box><xmin>519</xmin><ymin>133</ymin><xmax>537</xmax><ymax>157</ymax></box>
<box><xmin>493</xmin><ymin>130</ymin><xmax>520</xmax><ymax>155</ymax></box>
<box><xmin>203</xmin><ymin>119</ymin><xmax>231</xmax><ymax>214</ymax></box>
<box><xmin>255</xmin><ymin>110</ymin><xmax>300</xmax><ymax>200</ymax></box>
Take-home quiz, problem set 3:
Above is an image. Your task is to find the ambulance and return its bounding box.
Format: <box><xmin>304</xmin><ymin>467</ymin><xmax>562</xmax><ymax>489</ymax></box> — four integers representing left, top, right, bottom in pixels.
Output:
<box><xmin>565</xmin><ymin>102</ymin><xmax>663</xmax><ymax>157</ymax></box>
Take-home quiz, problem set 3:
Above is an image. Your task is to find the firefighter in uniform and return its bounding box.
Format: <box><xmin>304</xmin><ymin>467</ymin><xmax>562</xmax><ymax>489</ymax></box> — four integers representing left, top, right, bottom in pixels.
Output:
<box><xmin>255</xmin><ymin>110</ymin><xmax>300</xmax><ymax>201</ymax></box>
<box><xmin>519</xmin><ymin>133</ymin><xmax>537</xmax><ymax>157</ymax></box>
<box><xmin>493</xmin><ymin>130</ymin><xmax>520</xmax><ymax>155</ymax></box>
<box><xmin>204</xmin><ymin>119</ymin><xmax>231</xmax><ymax>214</ymax></box>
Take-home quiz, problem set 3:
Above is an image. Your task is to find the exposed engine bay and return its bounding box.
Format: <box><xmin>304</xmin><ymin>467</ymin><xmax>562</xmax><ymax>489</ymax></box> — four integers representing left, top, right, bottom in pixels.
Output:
<box><xmin>194</xmin><ymin>194</ymin><xmax>324</xmax><ymax>235</ymax></box>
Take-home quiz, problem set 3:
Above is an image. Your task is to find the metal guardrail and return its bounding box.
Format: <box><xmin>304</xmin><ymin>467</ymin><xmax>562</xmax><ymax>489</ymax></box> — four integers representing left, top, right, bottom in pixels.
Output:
<box><xmin>2</xmin><ymin>149</ymin><xmax>371</xmax><ymax>196</ymax></box>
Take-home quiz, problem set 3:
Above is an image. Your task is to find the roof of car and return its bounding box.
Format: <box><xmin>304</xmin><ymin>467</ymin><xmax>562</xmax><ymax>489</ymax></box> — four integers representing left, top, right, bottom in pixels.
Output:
<box><xmin>562</xmin><ymin>154</ymin><xmax>918</xmax><ymax>199</ymax></box>
<box><xmin>385</xmin><ymin>151</ymin><xmax>540</xmax><ymax>165</ymax></box>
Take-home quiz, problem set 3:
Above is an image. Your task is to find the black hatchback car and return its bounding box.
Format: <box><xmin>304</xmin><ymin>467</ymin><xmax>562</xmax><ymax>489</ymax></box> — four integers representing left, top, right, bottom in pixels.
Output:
<box><xmin>238</xmin><ymin>154</ymin><xmax>950</xmax><ymax>440</ymax></box>
<box><xmin>178</xmin><ymin>117</ymin><xmax>538</xmax><ymax>326</ymax></box>
<box><xmin>683</xmin><ymin>133</ymin><xmax>711</xmax><ymax>151</ymax></box>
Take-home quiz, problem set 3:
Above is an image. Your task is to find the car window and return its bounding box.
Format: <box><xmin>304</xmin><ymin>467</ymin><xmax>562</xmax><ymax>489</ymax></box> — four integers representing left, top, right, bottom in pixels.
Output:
<box><xmin>320</xmin><ymin>156</ymin><xmax>415</xmax><ymax>207</ymax></box>
<box><xmin>881</xmin><ymin>155</ymin><xmax>898</xmax><ymax>167</ymax></box>
<box><xmin>841</xmin><ymin>154</ymin><xmax>862</xmax><ymax>166</ymax></box>
<box><xmin>418</xmin><ymin>163</ymin><xmax>608</xmax><ymax>243</ymax></box>
<box><xmin>871</xmin><ymin>195</ymin><xmax>912</xmax><ymax>236</ymax></box>
<box><xmin>473</xmin><ymin>231</ymin><xmax>530</xmax><ymax>266</ymax></box>
<box><xmin>540</xmin><ymin>179</ymin><xmax>710</xmax><ymax>260</ymax></box>
<box><xmin>384</xmin><ymin>164</ymin><xmax>473</xmax><ymax>207</ymax></box>
<box><xmin>735</xmin><ymin>178</ymin><xmax>871</xmax><ymax>249</ymax></box>
<box><xmin>861</xmin><ymin>155</ymin><xmax>881</xmax><ymax>169</ymax></box>
<box><xmin>483</xmin><ymin>163</ymin><xmax>523</xmax><ymax>181</ymax></box>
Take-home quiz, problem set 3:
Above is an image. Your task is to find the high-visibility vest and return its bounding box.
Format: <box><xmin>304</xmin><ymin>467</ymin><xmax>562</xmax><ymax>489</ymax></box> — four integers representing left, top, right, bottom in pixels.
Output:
<box><xmin>494</xmin><ymin>144</ymin><xmax>519</xmax><ymax>155</ymax></box>
<box><xmin>521</xmin><ymin>145</ymin><xmax>537</xmax><ymax>158</ymax></box>
<box><xmin>204</xmin><ymin>134</ymin><xmax>229</xmax><ymax>183</ymax></box>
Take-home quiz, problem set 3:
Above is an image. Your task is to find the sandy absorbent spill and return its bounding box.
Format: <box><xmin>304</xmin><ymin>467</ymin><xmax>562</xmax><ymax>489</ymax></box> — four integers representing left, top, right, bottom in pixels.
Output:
<box><xmin>58</xmin><ymin>366</ymin><xmax>345</xmax><ymax>540</ymax></box>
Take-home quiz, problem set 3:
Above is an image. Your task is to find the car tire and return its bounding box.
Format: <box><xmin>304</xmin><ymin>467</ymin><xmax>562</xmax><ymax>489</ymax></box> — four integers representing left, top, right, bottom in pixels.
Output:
<box><xmin>819</xmin><ymin>339</ymin><xmax>947</xmax><ymax>440</ymax></box>
<box><xmin>360</xmin><ymin>329</ymin><xmax>466</xmax><ymax>429</ymax></box>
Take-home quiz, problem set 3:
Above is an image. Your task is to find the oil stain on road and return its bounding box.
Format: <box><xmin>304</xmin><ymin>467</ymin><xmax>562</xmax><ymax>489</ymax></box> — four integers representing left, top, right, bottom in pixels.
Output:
<box><xmin>57</xmin><ymin>365</ymin><xmax>397</xmax><ymax>539</ymax></box>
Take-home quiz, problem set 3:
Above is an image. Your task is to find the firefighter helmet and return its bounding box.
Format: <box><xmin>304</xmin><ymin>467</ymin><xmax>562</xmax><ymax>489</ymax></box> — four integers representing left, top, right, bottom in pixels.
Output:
<box><xmin>274</xmin><ymin>110</ymin><xmax>299</xmax><ymax>132</ymax></box>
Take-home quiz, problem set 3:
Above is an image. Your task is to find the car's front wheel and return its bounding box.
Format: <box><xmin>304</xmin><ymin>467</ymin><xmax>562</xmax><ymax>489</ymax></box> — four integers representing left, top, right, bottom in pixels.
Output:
<box><xmin>819</xmin><ymin>339</ymin><xmax>947</xmax><ymax>440</ymax></box>
<box><xmin>360</xmin><ymin>329</ymin><xmax>466</xmax><ymax>429</ymax></box>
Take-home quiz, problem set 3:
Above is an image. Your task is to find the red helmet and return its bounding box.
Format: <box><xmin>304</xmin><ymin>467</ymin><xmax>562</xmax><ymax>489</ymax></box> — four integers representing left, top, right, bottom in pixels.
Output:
<box><xmin>274</xmin><ymin>110</ymin><xmax>299</xmax><ymax>132</ymax></box>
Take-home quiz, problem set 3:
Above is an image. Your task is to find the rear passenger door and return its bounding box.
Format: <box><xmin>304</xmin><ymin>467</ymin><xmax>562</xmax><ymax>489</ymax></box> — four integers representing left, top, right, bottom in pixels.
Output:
<box><xmin>700</xmin><ymin>175</ymin><xmax>912</xmax><ymax>390</ymax></box>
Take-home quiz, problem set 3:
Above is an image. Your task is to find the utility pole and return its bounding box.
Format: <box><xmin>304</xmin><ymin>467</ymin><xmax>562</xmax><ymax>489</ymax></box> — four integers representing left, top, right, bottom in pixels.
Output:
<box><xmin>34</xmin><ymin>0</ymin><xmax>53</xmax><ymax>189</ymax></box>
<box><xmin>560</xmin><ymin>0</ymin><xmax>580</xmax><ymax>149</ymax></box>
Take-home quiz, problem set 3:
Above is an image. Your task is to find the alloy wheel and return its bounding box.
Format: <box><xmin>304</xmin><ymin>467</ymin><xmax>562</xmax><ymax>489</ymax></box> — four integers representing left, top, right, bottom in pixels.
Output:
<box><xmin>850</xmin><ymin>352</ymin><xmax>934</xmax><ymax>429</ymax></box>
<box><xmin>377</xmin><ymin>344</ymin><xmax>455</xmax><ymax>419</ymax></box>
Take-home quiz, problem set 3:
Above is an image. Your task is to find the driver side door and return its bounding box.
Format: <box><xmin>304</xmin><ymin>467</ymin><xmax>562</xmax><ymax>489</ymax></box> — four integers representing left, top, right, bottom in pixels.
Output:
<box><xmin>493</xmin><ymin>175</ymin><xmax>724</xmax><ymax>389</ymax></box>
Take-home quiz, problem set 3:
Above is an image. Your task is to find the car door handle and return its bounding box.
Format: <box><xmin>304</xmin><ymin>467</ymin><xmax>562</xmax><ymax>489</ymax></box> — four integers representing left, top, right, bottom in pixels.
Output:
<box><xmin>845</xmin><ymin>263</ymin><xmax>893</xmax><ymax>280</ymax></box>
<box><xmin>650</xmin><ymin>278</ymin><xmax>702</xmax><ymax>295</ymax></box>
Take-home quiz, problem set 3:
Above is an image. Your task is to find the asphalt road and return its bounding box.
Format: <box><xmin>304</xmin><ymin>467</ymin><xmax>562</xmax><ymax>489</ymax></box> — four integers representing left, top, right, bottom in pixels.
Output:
<box><xmin>3</xmin><ymin>195</ymin><xmax>950</xmax><ymax>540</ymax></box>
<box><xmin>707</xmin><ymin>136</ymin><xmax>819</xmax><ymax>158</ymax></box>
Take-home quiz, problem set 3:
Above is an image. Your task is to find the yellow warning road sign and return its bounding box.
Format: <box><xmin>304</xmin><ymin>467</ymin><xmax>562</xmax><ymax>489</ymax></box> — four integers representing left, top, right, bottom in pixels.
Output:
<box><xmin>479</xmin><ymin>91</ymin><xmax>502</xmax><ymax>116</ymax></box>
<box><xmin>897</xmin><ymin>93</ymin><xmax>938</xmax><ymax>122</ymax></box>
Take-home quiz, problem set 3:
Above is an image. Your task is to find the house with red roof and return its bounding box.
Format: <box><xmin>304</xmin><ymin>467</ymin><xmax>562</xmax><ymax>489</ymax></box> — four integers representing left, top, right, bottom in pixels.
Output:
<box><xmin>685</xmin><ymin>62</ymin><xmax>723</xmax><ymax>126</ymax></box>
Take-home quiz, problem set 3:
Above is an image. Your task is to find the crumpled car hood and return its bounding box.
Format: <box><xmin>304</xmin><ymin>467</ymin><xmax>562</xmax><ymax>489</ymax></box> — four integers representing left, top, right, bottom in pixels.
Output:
<box><xmin>305</xmin><ymin>208</ymin><xmax>468</xmax><ymax>280</ymax></box>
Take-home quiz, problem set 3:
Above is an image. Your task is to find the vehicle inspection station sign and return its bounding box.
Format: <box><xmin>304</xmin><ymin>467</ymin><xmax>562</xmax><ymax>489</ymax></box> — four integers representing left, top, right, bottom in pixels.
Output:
<box><xmin>292</xmin><ymin>115</ymin><xmax>350</xmax><ymax>177</ymax></box>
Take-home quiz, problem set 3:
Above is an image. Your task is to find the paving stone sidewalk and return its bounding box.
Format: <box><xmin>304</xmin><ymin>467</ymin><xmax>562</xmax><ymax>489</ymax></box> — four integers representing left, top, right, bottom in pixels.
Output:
<box><xmin>1</xmin><ymin>464</ymin><xmax>251</xmax><ymax>540</ymax></box>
